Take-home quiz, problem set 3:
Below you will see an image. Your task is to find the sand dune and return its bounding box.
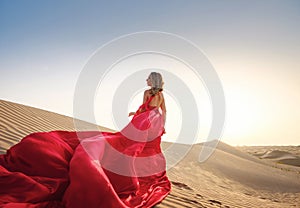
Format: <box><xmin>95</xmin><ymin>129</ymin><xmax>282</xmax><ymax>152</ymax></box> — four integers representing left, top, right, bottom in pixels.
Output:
<box><xmin>260</xmin><ymin>150</ymin><xmax>296</xmax><ymax>159</ymax></box>
<box><xmin>259</xmin><ymin>150</ymin><xmax>300</xmax><ymax>167</ymax></box>
<box><xmin>237</xmin><ymin>145</ymin><xmax>300</xmax><ymax>173</ymax></box>
<box><xmin>1</xmin><ymin>99</ymin><xmax>299</xmax><ymax>208</ymax></box>
<box><xmin>0</xmin><ymin>99</ymin><xmax>114</xmax><ymax>154</ymax></box>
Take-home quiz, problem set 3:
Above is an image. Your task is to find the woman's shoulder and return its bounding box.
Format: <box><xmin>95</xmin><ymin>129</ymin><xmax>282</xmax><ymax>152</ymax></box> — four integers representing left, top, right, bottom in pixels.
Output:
<box><xmin>144</xmin><ymin>89</ymin><xmax>164</xmax><ymax>98</ymax></box>
<box><xmin>143</xmin><ymin>89</ymin><xmax>151</xmax><ymax>97</ymax></box>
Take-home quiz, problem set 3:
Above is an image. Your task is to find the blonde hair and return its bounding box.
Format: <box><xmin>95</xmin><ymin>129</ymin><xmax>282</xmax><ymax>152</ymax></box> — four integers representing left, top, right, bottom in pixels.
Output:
<box><xmin>148</xmin><ymin>72</ymin><xmax>164</xmax><ymax>96</ymax></box>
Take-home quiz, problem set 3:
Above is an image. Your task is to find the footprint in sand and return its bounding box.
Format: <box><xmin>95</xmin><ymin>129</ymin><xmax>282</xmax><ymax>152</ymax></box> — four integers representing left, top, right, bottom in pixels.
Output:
<box><xmin>196</xmin><ymin>193</ymin><xmax>203</xmax><ymax>199</ymax></box>
<box><xmin>208</xmin><ymin>199</ymin><xmax>222</xmax><ymax>206</ymax></box>
<box><xmin>171</xmin><ymin>181</ymin><xmax>193</xmax><ymax>190</ymax></box>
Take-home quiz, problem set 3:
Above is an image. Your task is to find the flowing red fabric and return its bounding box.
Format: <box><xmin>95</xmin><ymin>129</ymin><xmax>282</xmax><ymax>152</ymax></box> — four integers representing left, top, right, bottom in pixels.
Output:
<box><xmin>0</xmin><ymin>95</ymin><xmax>171</xmax><ymax>208</ymax></box>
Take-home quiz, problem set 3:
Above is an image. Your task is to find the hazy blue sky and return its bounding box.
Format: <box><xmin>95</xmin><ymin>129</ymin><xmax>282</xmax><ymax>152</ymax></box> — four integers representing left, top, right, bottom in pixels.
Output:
<box><xmin>1</xmin><ymin>0</ymin><xmax>299</xmax><ymax>145</ymax></box>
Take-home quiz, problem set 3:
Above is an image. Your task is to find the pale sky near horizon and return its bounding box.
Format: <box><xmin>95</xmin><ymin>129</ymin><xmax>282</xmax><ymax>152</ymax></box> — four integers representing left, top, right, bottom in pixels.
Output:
<box><xmin>1</xmin><ymin>0</ymin><xmax>299</xmax><ymax>146</ymax></box>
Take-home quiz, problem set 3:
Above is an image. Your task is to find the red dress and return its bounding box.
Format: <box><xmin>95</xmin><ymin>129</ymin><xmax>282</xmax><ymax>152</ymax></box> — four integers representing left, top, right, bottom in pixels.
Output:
<box><xmin>0</xmin><ymin>95</ymin><xmax>171</xmax><ymax>208</ymax></box>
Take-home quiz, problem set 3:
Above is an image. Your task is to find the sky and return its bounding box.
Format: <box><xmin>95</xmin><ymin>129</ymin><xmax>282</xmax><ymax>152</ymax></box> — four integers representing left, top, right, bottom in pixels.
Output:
<box><xmin>0</xmin><ymin>0</ymin><xmax>299</xmax><ymax>146</ymax></box>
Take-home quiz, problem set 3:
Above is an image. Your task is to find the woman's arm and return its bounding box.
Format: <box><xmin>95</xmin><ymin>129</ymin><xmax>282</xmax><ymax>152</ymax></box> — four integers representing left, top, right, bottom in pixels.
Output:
<box><xmin>160</xmin><ymin>93</ymin><xmax>166</xmax><ymax>127</ymax></box>
<box><xmin>139</xmin><ymin>90</ymin><xmax>150</xmax><ymax>113</ymax></box>
<box><xmin>142</xmin><ymin>89</ymin><xmax>150</xmax><ymax>104</ymax></box>
<box><xmin>128</xmin><ymin>90</ymin><xmax>149</xmax><ymax>116</ymax></box>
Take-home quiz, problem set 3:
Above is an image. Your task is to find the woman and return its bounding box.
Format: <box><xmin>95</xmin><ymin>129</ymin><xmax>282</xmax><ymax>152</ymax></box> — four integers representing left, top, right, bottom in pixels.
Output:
<box><xmin>0</xmin><ymin>72</ymin><xmax>170</xmax><ymax>208</ymax></box>
<box><xmin>129</xmin><ymin>72</ymin><xmax>166</xmax><ymax>132</ymax></box>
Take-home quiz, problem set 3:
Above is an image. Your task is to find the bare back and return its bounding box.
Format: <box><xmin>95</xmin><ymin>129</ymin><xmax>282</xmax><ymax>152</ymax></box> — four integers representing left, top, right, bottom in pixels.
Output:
<box><xmin>143</xmin><ymin>90</ymin><xmax>166</xmax><ymax>113</ymax></box>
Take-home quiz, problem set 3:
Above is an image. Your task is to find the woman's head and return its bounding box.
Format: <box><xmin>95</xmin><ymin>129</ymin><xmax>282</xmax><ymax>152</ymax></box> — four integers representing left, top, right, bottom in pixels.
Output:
<box><xmin>147</xmin><ymin>72</ymin><xmax>164</xmax><ymax>95</ymax></box>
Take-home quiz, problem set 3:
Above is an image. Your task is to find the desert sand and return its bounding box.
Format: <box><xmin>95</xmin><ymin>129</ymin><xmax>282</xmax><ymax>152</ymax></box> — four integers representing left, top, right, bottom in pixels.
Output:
<box><xmin>0</xmin><ymin>99</ymin><xmax>299</xmax><ymax>208</ymax></box>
